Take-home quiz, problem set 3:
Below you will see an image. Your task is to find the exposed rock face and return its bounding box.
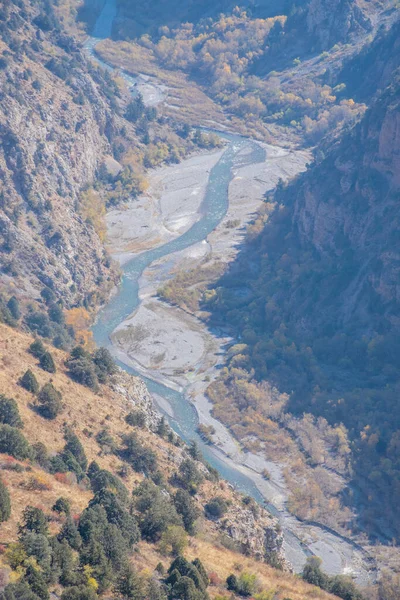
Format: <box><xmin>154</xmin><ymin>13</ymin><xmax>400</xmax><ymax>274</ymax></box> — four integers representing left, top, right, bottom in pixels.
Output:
<box><xmin>305</xmin><ymin>0</ymin><xmax>372</xmax><ymax>51</ymax></box>
<box><xmin>0</xmin><ymin>0</ymin><xmax>121</xmax><ymax>305</ymax></box>
<box><xmin>220</xmin><ymin>504</ymin><xmax>287</xmax><ymax>568</ymax></box>
<box><xmin>292</xmin><ymin>77</ymin><xmax>400</xmax><ymax>332</ymax></box>
<box><xmin>340</xmin><ymin>17</ymin><xmax>400</xmax><ymax>102</ymax></box>
<box><xmin>110</xmin><ymin>368</ymin><xmax>161</xmax><ymax>429</ymax></box>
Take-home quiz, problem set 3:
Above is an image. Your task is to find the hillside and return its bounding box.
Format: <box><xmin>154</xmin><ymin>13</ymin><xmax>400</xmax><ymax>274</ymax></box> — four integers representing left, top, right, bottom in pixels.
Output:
<box><xmin>206</xmin><ymin>61</ymin><xmax>400</xmax><ymax>539</ymax></box>
<box><xmin>0</xmin><ymin>323</ymin><xmax>340</xmax><ymax>600</ymax></box>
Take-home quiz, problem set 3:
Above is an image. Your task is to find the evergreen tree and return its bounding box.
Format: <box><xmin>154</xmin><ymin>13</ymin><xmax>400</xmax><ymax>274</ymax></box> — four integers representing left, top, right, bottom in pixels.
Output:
<box><xmin>125</xmin><ymin>410</ymin><xmax>146</xmax><ymax>428</ymax></box>
<box><xmin>58</xmin><ymin>517</ymin><xmax>82</xmax><ymax>550</ymax></box>
<box><xmin>0</xmin><ymin>395</ymin><xmax>23</xmax><ymax>428</ymax></box>
<box><xmin>188</xmin><ymin>441</ymin><xmax>202</xmax><ymax>461</ymax></box>
<box><xmin>19</xmin><ymin>506</ymin><xmax>49</xmax><ymax>537</ymax></box>
<box><xmin>171</xmin><ymin>576</ymin><xmax>200</xmax><ymax>600</ymax></box>
<box><xmin>19</xmin><ymin>370</ymin><xmax>39</xmax><ymax>395</ymax></box>
<box><xmin>0</xmin><ymin>424</ymin><xmax>31</xmax><ymax>459</ymax></box>
<box><xmin>92</xmin><ymin>347</ymin><xmax>116</xmax><ymax>383</ymax></box>
<box><xmin>7</xmin><ymin>296</ymin><xmax>20</xmax><ymax>320</ymax></box>
<box><xmin>61</xmin><ymin>587</ymin><xmax>97</xmax><ymax>600</ymax></box>
<box><xmin>192</xmin><ymin>559</ymin><xmax>208</xmax><ymax>587</ymax></box>
<box><xmin>24</xmin><ymin>564</ymin><xmax>49</xmax><ymax>600</ymax></box>
<box><xmin>39</xmin><ymin>351</ymin><xmax>56</xmax><ymax>374</ymax></box>
<box><xmin>29</xmin><ymin>339</ymin><xmax>46</xmax><ymax>359</ymax></box>
<box><xmin>48</xmin><ymin>302</ymin><xmax>64</xmax><ymax>324</ymax></box>
<box><xmin>157</xmin><ymin>417</ymin><xmax>169</xmax><ymax>438</ymax></box>
<box><xmin>114</xmin><ymin>564</ymin><xmax>144</xmax><ymax>600</ymax></box>
<box><xmin>173</xmin><ymin>490</ymin><xmax>199</xmax><ymax>534</ymax></box>
<box><xmin>37</xmin><ymin>383</ymin><xmax>63</xmax><ymax>419</ymax></box>
<box><xmin>52</xmin><ymin>497</ymin><xmax>71</xmax><ymax>516</ymax></box>
<box><xmin>0</xmin><ymin>477</ymin><xmax>11</xmax><ymax>522</ymax></box>
<box><xmin>178</xmin><ymin>459</ymin><xmax>203</xmax><ymax>491</ymax></box>
<box><xmin>64</xmin><ymin>430</ymin><xmax>87</xmax><ymax>471</ymax></box>
<box><xmin>148</xmin><ymin>578</ymin><xmax>167</xmax><ymax>600</ymax></box>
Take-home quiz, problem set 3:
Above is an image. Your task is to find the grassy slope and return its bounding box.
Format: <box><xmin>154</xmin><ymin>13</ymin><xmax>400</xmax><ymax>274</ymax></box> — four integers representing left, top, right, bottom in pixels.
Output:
<box><xmin>0</xmin><ymin>323</ymin><xmax>336</xmax><ymax>600</ymax></box>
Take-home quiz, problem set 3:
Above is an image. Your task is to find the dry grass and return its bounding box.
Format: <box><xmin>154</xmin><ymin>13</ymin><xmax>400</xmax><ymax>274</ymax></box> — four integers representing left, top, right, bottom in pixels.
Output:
<box><xmin>135</xmin><ymin>539</ymin><xmax>337</xmax><ymax>600</ymax></box>
<box><xmin>0</xmin><ymin>324</ymin><xmax>337</xmax><ymax>599</ymax></box>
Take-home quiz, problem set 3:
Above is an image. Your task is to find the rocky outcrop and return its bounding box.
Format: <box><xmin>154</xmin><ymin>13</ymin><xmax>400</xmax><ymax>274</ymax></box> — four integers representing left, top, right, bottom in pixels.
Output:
<box><xmin>292</xmin><ymin>76</ymin><xmax>400</xmax><ymax>331</ymax></box>
<box><xmin>110</xmin><ymin>368</ymin><xmax>162</xmax><ymax>429</ymax></box>
<box><xmin>305</xmin><ymin>0</ymin><xmax>372</xmax><ymax>51</ymax></box>
<box><xmin>0</xmin><ymin>0</ymin><xmax>122</xmax><ymax>306</ymax></box>
<box><xmin>220</xmin><ymin>503</ymin><xmax>287</xmax><ymax>568</ymax></box>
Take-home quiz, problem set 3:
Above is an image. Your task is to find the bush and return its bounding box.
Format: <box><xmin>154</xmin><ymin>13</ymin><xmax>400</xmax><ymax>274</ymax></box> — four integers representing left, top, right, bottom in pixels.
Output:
<box><xmin>160</xmin><ymin>525</ymin><xmax>187</xmax><ymax>556</ymax></box>
<box><xmin>173</xmin><ymin>489</ymin><xmax>199</xmax><ymax>534</ymax></box>
<box><xmin>92</xmin><ymin>348</ymin><xmax>116</xmax><ymax>383</ymax></box>
<box><xmin>95</xmin><ymin>428</ymin><xmax>116</xmax><ymax>454</ymax></box>
<box><xmin>29</xmin><ymin>339</ymin><xmax>46</xmax><ymax>359</ymax></box>
<box><xmin>7</xmin><ymin>296</ymin><xmax>20</xmax><ymax>320</ymax></box>
<box><xmin>0</xmin><ymin>425</ymin><xmax>31</xmax><ymax>459</ymax></box>
<box><xmin>66</xmin><ymin>355</ymin><xmax>98</xmax><ymax>391</ymax></box>
<box><xmin>52</xmin><ymin>497</ymin><xmax>71</xmax><ymax>515</ymax></box>
<box><xmin>0</xmin><ymin>478</ymin><xmax>11</xmax><ymax>522</ymax></box>
<box><xmin>121</xmin><ymin>432</ymin><xmax>158</xmax><ymax>474</ymax></box>
<box><xmin>61</xmin><ymin>586</ymin><xmax>98</xmax><ymax>600</ymax></box>
<box><xmin>39</xmin><ymin>351</ymin><xmax>56</xmax><ymax>374</ymax></box>
<box><xmin>19</xmin><ymin>370</ymin><xmax>39</xmax><ymax>394</ymax></box>
<box><xmin>0</xmin><ymin>395</ymin><xmax>23</xmax><ymax>428</ymax></box>
<box><xmin>63</xmin><ymin>430</ymin><xmax>87</xmax><ymax>471</ymax></box>
<box><xmin>37</xmin><ymin>383</ymin><xmax>63</xmax><ymax>420</ymax></box>
<box><xmin>125</xmin><ymin>410</ymin><xmax>146</xmax><ymax>428</ymax></box>
<box><xmin>204</xmin><ymin>497</ymin><xmax>228</xmax><ymax>519</ymax></box>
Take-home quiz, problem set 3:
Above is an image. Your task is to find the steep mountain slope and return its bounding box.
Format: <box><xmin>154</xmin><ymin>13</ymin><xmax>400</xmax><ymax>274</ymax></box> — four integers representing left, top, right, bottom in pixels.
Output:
<box><xmin>0</xmin><ymin>323</ymin><xmax>339</xmax><ymax>600</ymax></box>
<box><xmin>208</xmin><ymin>69</ymin><xmax>400</xmax><ymax>537</ymax></box>
<box><xmin>0</xmin><ymin>0</ymin><xmax>128</xmax><ymax>307</ymax></box>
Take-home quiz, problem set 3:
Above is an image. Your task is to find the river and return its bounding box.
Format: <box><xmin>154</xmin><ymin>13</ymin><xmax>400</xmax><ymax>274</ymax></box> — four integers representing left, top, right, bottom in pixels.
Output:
<box><xmin>86</xmin><ymin>0</ymin><xmax>375</xmax><ymax>586</ymax></box>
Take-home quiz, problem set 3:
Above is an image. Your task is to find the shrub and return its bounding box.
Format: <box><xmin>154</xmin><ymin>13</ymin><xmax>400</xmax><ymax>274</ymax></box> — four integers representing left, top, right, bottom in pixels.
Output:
<box><xmin>125</xmin><ymin>410</ymin><xmax>146</xmax><ymax>428</ymax></box>
<box><xmin>0</xmin><ymin>395</ymin><xmax>23</xmax><ymax>428</ymax></box>
<box><xmin>61</xmin><ymin>586</ymin><xmax>98</xmax><ymax>600</ymax></box>
<box><xmin>173</xmin><ymin>489</ymin><xmax>199</xmax><ymax>534</ymax></box>
<box><xmin>63</xmin><ymin>430</ymin><xmax>87</xmax><ymax>471</ymax></box>
<box><xmin>39</xmin><ymin>351</ymin><xmax>56</xmax><ymax>373</ymax></box>
<box><xmin>92</xmin><ymin>347</ymin><xmax>116</xmax><ymax>383</ymax></box>
<box><xmin>66</xmin><ymin>354</ymin><xmax>98</xmax><ymax>391</ymax></box>
<box><xmin>121</xmin><ymin>432</ymin><xmax>158</xmax><ymax>474</ymax></box>
<box><xmin>7</xmin><ymin>296</ymin><xmax>20</xmax><ymax>320</ymax></box>
<box><xmin>19</xmin><ymin>369</ymin><xmax>39</xmax><ymax>394</ymax></box>
<box><xmin>95</xmin><ymin>428</ymin><xmax>116</xmax><ymax>453</ymax></box>
<box><xmin>29</xmin><ymin>339</ymin><xmax>46</xmax><ymax>359</ymax></box>
<box><xmin>0</xmin><ymin>478</ymin><xmax>11</xmax><ymax>522</ymax></box>
<box><xmin>0</xmin><ymin>424</ymin><xmax>31</xmax><ymax>459</ymax></box>
<box><xmin>37</xmin><ymin>383</ymin><xmax>63</xmax><ymax>419</ymax></box>
<box><xmin>24</xmin><ymin>475</ymin><xmax>52</xmax><ymax>492</ymax></box>
<box><xmin>160</xmin><ymin>525</ymin><xmax>188</xmax><ymax>556</ymax></box>
<box><xmin>52</xmin><ymin>497</ymin><xmax>71</xmax><ymax>515</ymax></box>
<box><xmin>204</xmin><ymin>496</ymin><xmax>228</xmax><ymax>519</ymax></box>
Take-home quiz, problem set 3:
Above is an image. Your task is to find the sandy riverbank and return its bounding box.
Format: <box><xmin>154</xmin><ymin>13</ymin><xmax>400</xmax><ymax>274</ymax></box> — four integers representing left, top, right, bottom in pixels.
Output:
<box><xmin>106</xmin><ymin>148</ymin><xmax>224</xmax><ymax>265</ymax></box>
<box><xmin>104</xmin><ymin>139</ymin><xmax>375</xmax><ymax>584</ymax></box>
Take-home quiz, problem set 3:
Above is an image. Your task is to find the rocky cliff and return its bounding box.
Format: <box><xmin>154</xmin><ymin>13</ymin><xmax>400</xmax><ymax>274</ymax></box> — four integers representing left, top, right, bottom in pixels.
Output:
<box><xmin>208</xmin><ymin>66</ymin><xmax>400</xmax><ymax>534</ymax></box>
<box><xmin>0</xmin><ymin>0</ymin><xmax>122</xmax><ymax>307</ymax></box>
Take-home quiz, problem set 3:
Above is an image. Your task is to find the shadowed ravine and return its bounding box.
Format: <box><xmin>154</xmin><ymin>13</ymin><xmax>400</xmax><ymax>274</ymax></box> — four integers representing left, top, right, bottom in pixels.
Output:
<box><xmin>88</xmin><ymin>0</ymin><xmax>375</xmax><ymax>584</ymax></box>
